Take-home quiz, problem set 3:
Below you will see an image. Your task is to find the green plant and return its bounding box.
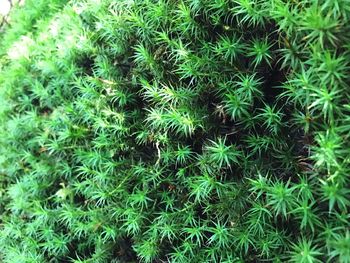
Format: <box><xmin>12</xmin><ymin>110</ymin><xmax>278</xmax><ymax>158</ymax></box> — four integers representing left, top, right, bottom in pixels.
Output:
<box><xmin>204</xmin><ymin>137</ymin><xmax>242</xmax><ymax>169</ymax></box>
<box><xmin>289</xmin><ymin>238</ymin><xmax>323</xmax><ymax>263</ymax></box>
<box><xmin>0</xmin><ymin>0</ymin><xmax>350</xmax><ymax>262</ymax></box>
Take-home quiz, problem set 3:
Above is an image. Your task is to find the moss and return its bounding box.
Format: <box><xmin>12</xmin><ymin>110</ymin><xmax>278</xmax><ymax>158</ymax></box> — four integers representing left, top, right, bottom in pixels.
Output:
<box><xmin>0</xmin><ymin>0</ymin><xmax>349</xmax><ymax>262</ymax></box>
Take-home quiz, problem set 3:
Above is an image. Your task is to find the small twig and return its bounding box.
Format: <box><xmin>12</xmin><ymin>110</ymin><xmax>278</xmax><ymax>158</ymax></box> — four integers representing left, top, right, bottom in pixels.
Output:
<box><xmin>155</xmin><ymin>141</ymin><xmax>161</xmax><ymax>166</ymax></box>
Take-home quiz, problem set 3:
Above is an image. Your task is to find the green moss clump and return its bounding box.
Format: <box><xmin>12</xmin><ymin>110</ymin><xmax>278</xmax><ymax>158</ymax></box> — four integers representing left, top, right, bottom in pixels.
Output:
<box><xmin>0</xmin><ymin>0</ymin><xmax>349</xmax><ymax>262</ymax></box>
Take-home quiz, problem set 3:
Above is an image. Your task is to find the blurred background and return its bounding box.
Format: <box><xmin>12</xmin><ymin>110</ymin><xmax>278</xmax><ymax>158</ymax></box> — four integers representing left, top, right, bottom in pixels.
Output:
<box><xmin>0</xmin><ymin>0</ymin><xmax>11</xmax><ymax>17</ymax></box>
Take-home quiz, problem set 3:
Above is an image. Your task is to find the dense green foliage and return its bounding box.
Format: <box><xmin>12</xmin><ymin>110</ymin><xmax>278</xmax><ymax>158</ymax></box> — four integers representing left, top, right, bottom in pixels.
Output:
<box><xmin>0</xmin><ymin>0</ymin><xmax>350</xmax><ymax>262</ymax></box>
